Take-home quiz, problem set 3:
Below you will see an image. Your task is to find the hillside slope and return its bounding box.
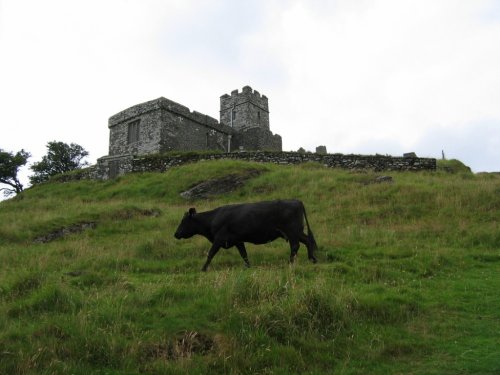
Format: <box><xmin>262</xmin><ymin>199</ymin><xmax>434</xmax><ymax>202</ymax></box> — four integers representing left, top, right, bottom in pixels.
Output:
<box><xmin>1</xmin><ymin>160</ymin><xmax>499</xmax><ymax>374</ymax></box>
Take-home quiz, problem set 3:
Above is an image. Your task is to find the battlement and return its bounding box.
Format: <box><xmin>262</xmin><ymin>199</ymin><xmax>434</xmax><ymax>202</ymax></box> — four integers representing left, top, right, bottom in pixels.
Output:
<box><xmin>219</xmin><ymin>85</ymin><xmax>271</xmax><ymax>133</ymax></box>
<box><xmin>220</xmin><ymin>85</ymin><xmax>269</xmax><ymax>113</ymax></box>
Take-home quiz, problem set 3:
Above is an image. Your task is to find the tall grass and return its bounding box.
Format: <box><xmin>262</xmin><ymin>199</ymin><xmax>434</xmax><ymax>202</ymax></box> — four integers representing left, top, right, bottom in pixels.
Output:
<box><xmin>0</xmin><ymin>160</ymin><xmax>498</xmax><ymax>374</ymax></box>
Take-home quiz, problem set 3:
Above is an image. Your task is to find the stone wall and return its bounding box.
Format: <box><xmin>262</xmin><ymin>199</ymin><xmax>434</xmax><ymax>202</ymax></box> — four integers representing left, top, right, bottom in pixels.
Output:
<box><xmin>232</xmin><ymin>128</ymin><xmax>282</xmax><ymax>151</ymax></box>
<box><xmin>91</xmin><ymin>152</ymin><xmax>437</xmax><ymax>180</ymax></box>
<box><xmin>95</xmin><ymin>154</ymin><xmax>134</xmax><ymax>179</ymax></box>
<box><xmin>96</xmin><ymin>152</ymin><xmax>435</xmax><ymax>178</ymax></box>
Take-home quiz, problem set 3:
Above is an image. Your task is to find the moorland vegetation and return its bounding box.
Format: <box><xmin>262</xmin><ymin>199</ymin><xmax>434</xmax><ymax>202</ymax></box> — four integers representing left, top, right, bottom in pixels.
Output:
<box><xmin>0</xmin><ymin>159</ymin><xmax>498</xmax><ymax>374</ymax></box>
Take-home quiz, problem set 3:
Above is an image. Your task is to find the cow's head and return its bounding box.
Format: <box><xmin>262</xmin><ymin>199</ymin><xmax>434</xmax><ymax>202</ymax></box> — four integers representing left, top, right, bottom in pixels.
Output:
<box><xmin>174</xmin><ymin>208</ymin><xmax>197</xmax><ymax>239</ymax></box>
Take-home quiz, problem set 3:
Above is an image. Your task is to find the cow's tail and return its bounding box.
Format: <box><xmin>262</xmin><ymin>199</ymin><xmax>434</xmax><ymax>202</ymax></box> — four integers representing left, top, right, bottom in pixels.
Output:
<box><xmin>302</xmin><ymin>204</ymin><xmax>318</xmax><ymax>252</ymax></box>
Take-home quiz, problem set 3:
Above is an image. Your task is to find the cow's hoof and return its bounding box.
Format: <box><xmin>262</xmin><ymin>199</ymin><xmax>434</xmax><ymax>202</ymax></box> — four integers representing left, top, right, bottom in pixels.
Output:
<box><xmin>244</xmin><ymin>263</ymin><xmax>251</xmax><ymax>268</ymax></box>
<box><xmin>310</xmin><ymin>257</ymin><xmax>318</xmax><ymax>264</ymax></box>
<box><xmin>201</xmin><ymin>267</ymin><xmax>208</xmax><ymax>272</ymax></box>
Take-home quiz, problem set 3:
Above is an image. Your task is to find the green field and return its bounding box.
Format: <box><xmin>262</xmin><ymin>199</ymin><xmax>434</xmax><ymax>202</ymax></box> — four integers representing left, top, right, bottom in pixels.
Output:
<box><xmin>0</xmin><ymin>159</ymin><xmax>499</xmax><ymax>374</ymax></box>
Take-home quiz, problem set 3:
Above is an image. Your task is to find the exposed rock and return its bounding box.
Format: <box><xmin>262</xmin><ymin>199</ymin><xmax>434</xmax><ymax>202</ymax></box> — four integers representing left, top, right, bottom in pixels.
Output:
<box><xmin>375</xmin><ymin>176</ymin><xmax>393</xmax><ymax>183</ymax></box>
<box><xmin>33</xmin><ymin>222</ymin><xmax>96</xmax><ymax>243</ymax></box>
<box><xmin>180</xmin><ymin>169</ymin><xmax>262</xmax><ymax>199</ymax></box>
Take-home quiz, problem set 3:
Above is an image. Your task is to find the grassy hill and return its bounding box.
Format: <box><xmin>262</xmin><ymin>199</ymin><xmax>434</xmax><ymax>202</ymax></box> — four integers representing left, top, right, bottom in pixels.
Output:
<box><xmin>0</xmin><ymin>160</ymin><xmax>498</xmax><ymax>374</ymax></box>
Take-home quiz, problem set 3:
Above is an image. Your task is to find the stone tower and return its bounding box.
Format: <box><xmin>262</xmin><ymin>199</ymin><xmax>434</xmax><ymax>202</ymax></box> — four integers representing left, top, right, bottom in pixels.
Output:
<box><xmin>220</xmin><ymin>85</ymin><xmax>269</xmax><ymax>131</ymax></box>
<box><xmin>219</xmin><ymin>86</ymin><xmax>281</xmax><ymax>151</ymax></box>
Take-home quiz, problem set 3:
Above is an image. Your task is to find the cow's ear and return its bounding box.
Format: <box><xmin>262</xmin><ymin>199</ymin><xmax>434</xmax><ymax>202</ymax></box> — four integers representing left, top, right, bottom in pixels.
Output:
<box><xmin>188</xmin><ymin>208</ymin><xmax>196</xmax><ymax>216</ymax></box>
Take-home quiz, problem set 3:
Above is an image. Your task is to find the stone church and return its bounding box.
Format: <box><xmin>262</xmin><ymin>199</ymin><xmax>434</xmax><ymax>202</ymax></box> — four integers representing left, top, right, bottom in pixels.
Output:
<box><xmin>97</xmin><ymin>85</ymin><xmax>282</xmax><ymax>178</ymax></box>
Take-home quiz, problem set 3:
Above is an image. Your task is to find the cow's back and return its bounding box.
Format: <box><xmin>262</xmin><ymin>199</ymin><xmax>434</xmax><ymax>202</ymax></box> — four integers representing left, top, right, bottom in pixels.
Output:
<box><xmin>210</xmin><ymin>200</ymin><xmax>304</xmax><ymax>242</ymax></box>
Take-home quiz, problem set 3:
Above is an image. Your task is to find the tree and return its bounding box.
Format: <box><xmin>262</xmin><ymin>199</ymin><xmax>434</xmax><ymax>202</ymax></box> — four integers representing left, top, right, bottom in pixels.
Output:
<box><xmin>30</xmin><ymin>141</ymin><xmax>89</xmax><ymax>184</ymax></box>
<box><xmin>0</xmin><ymin>148</ymin><xmax>31</xmax><ymax>196</ymax></box>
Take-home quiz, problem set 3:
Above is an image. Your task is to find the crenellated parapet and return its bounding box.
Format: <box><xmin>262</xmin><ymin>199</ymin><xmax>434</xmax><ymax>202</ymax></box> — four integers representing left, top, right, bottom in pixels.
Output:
<box><xmin>219</xmin><ymin>86</ymin><xmax>272</xmax><ymax>140</ymax></box>
<box><xmin>220</xmin><ymin>85</ymin><xmax>269</xmax><ymax>115</ymax></box>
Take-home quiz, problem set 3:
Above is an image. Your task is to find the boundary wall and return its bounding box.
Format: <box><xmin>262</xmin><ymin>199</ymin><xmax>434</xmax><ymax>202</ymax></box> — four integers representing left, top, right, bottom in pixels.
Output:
<box><xmin>91</xmin><ymin>152</ymin><xmax>436</xmax><ymax>179</ymax></box>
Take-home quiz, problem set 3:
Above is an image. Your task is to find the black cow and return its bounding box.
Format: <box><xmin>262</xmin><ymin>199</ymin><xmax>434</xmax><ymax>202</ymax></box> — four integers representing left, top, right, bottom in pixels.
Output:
<box><xmin>174</xmin><ymin>199</ymin><xmax>317</xmax><ymax>271</ymax></box>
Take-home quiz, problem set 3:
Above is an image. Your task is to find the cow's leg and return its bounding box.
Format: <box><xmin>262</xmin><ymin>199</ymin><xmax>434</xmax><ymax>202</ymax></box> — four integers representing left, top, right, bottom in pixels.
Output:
<box><xmin>201</xmin><ymin>242</ymin><xmax>221</xmax><ymax>272</ymax></box>
<box><xmin>299</xmin><ymin>233</ymin><xmax>317</xmax><ymax>263</ymax></box>
<box><xmin>289</xmin><ymin>240</ymin><xmax>300</xmax><ymax>263</ymax></box>
<box><xmin>236</xmin><ymin>243</ymin><xmax>250</xmax><ymax>268</ymax></box>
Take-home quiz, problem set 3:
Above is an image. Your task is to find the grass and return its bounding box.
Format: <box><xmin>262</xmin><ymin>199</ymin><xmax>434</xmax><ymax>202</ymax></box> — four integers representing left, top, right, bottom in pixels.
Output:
<box><xmin>0</xmin><ymin>159</ymin><xmax>499</xmax><ymax>374</ymax></box>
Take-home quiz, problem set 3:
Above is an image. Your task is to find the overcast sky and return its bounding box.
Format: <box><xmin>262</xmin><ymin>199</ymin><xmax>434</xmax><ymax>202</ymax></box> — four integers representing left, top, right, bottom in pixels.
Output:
<box><xmin>1</xmin><ymin>0</ymin><xmax>499</xmax><ymax>189</ymax></box>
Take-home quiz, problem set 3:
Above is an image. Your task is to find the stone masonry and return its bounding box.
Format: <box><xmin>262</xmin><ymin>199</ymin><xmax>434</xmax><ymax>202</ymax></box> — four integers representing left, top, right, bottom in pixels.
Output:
<box><xmin>97</xmin><ymin>86</ymin><xmax>282</xmax><ymax>178</ymax></box>
<box><xmin>81</xmin><ymin>151</ymin><xmax>436</xmax><ymax>181</ymax></box>
<box><xmin>128</xmin><ymin>152</ymin><xmax>437</xmax><ymax>174</ymax></box>
<box><xmin>220</xmin><ymin>86</ymin><xmax>281</xmax><ymax>151</ymax></box>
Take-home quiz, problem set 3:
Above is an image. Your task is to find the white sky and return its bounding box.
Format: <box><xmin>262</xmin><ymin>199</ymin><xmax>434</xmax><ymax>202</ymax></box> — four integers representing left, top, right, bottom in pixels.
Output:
<box><xmin>1</xmin><ymin>0</ymin><xmax>499</xmax><ymax>189</ymax></box>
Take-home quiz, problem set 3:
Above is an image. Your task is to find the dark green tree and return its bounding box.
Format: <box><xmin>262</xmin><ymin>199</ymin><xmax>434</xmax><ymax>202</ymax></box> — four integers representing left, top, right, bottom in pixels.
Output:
<box><xmin>0</xmin><ymin>148</ymin><xmax>31</xmax><ymax>196</ymax></box>
<box><xmin>30</xmin><ymin>141</ymin><xmax>89</xmax><ymax>184</ymax></box>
